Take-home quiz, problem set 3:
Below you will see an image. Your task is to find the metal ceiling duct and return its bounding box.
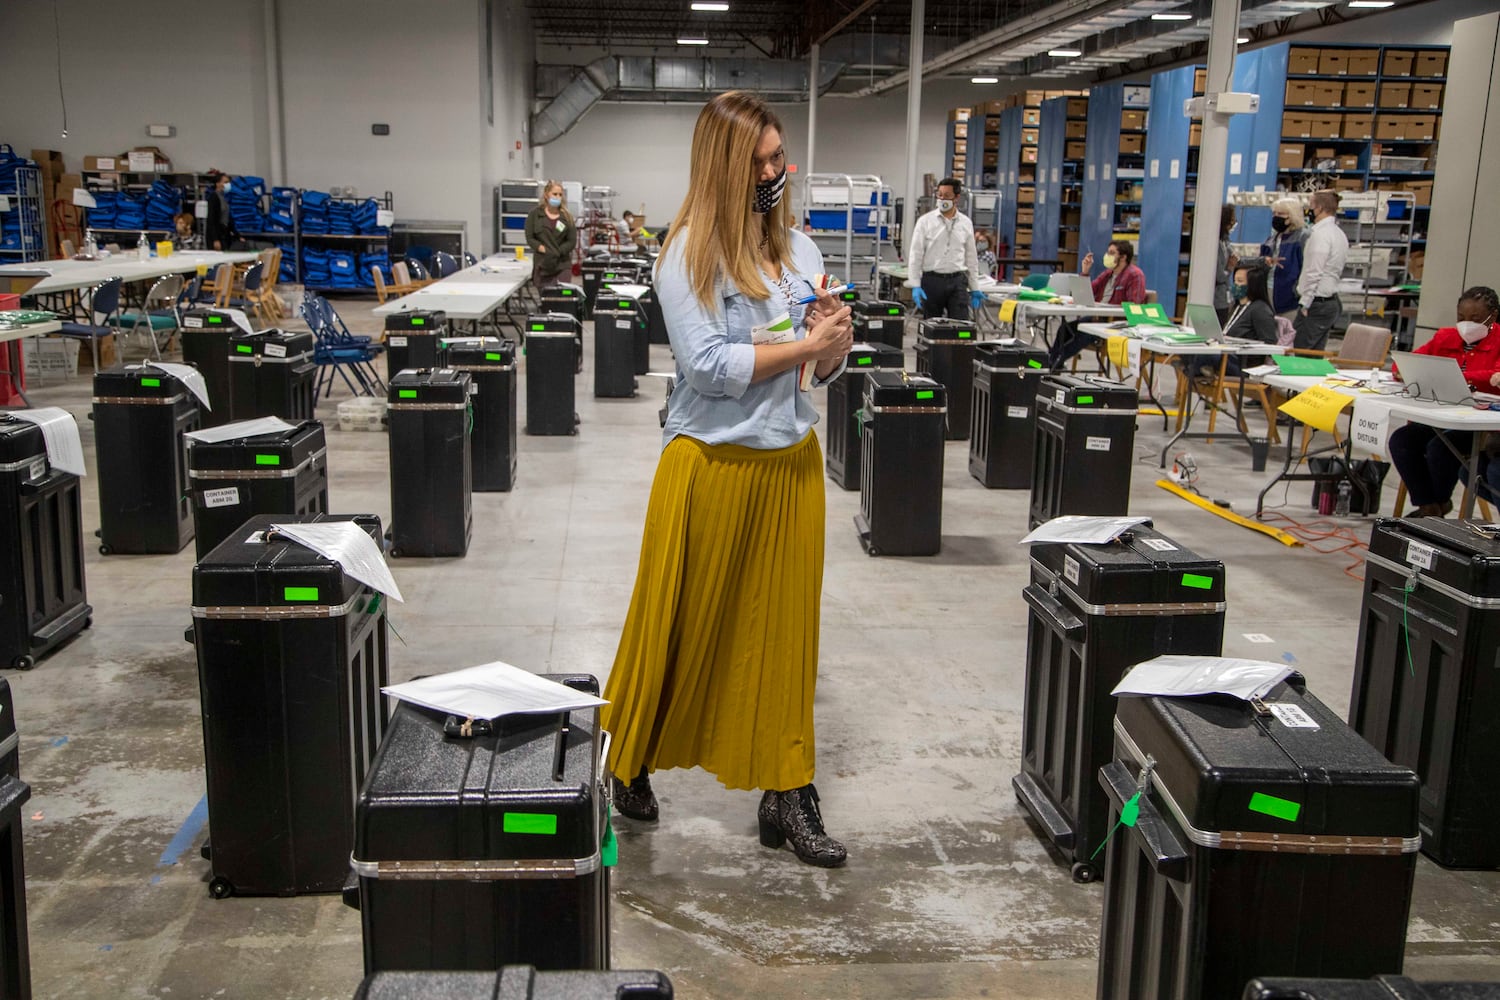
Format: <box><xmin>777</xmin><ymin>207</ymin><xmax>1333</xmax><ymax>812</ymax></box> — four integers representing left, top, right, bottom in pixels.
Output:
<box><xmin>531</xmin><ymin>55</ymin><xmax>845</xmax><ymax>145</ymax></box>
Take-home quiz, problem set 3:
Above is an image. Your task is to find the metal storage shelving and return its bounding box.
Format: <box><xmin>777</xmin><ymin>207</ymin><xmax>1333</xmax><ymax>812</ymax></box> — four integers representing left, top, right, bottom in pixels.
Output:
<box><xmin>800</xmin><ymin>173</ymin><xmax>891</xmax><ymax>290</ymax></box>
<box><xmin>0</xmin><ymin>165</ymin><xmax>44</xmax><ymax>263</ymax></box>
<box><xmin>494</xmin><ymin>178</ymin><xmax>542</xmax><ymax>249</ymax></box>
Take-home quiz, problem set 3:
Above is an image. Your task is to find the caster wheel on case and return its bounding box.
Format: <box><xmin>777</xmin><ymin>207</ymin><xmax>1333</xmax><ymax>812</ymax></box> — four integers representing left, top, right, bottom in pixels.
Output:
<box><xmin>98</xmin><ymin>544</ymin><xmax>112</xmax><ymax>556</ymax></box>
<box><xmin>12</xmin><ymin>656</ymin><xmax>33</xmax><ymax>671</ymax></box>
<box><xmin>209</xmin><ymin>876</ymin><xmax>234</xmax><ymax>899</ymax></box>
<box><xmin>83</xmin><ymin>617</ymin><xmax>93</xmax><ymax>630</ymax></box>
<box><xmin>1071</xmin><ymin>862</ymin><xmax>1098</xmax><ymax>884</ymax></box>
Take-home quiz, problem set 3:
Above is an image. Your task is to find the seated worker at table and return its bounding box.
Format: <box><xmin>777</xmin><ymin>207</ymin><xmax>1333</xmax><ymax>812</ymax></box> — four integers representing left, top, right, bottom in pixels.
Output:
<box><xmin>1260</xmin><ymin>197</ymin><xmax>1307</xmax><ymax>318</ymax></box>
<box><xmin>1047</xmin><ymin>239</ymin><xmax>1147</xmax><ymax>370</ymax></box>
<box><xmin>906</xmin><ymin>178</ymin><xmax>986</xmax><ymax>321</ymax></box>
<box><xmin>526</xmin><ymin>180</ymin><xmax>577</xmax><ymax>289</ymax></box>
<box><xmin>1388</xmin><ymin>285</ymin><xmax>1500</xmax><ymax>517</ymax></box>
<box><xmin>1178</xmin><ymin>263</ymin><xmax>1278</xmax><ymax>380</ymax></box>
<box><xmin>171</xmin><ymin>211</ymin><xmax>203</xmax><ymax>251</ymax></box>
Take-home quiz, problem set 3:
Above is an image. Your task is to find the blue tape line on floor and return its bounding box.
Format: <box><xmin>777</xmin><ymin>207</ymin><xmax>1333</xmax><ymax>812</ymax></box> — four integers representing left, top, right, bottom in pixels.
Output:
<box><xmin>158</xmin><ymin>796</ymin><xmax>208</xmax><ymax>867</ymax></box>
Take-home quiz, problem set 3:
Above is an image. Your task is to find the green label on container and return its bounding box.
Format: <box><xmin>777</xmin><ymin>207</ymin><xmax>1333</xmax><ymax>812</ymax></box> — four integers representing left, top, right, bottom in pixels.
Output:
<box><xmin>531</xmin><ymin>323</ymin><xmax>545</xmax><ymax>331</ymax></box>
<box><xmin>841</xmin><ymin>291</ymin><xmax>857</xmax><ymax>300</ymax></box>
<box><xmin>236</xmin><ymin>344</ymin><xmax>253</xmax><ymax>353</ymax></box>
<box><xmin>503</xmin><ymin>812</ymin><xmax>558</xmax><ymax>835</ymax></box>
<box><xmin>410</xmin><ymin>317</ymin><xmax>425</xmax><ymax>326</ymax></box>
<box><xmin>856</xmin><ymin>355</ymin><xmax>873</xmax><ymax>365</ymax></box>
<box><xmin>958</xmin><ymin>330</ymin><xmax>973</xmax><ymax>338</ymax></box>
<box><xmin>140</xmin><ymin>377</ymin><xmax>161</xmax><ymax>387</ymax></box>
<box><xmin>254</xmin><ymin>454</ymin><xmax>281</xmax><ymax>466</ymax></box>
<box><xmin>1248</xmin><ymin>792</ymin><xmax>1301</xmax><ymax>823</ymax></box>
<box><xmin>561</xmin><ymin>289</ymin><xmax>574</xmax><ymax>295</ymax></box>
<box><xmin>398</xmin><ymin>389</ymin><xmax>418</xmax><ymax>399</ymax></box>
<box><xmin>1077</xmin><ymin>395</ymin><xmax>1094</xmax><ymax>405</ymax></box>
<box><xmin>485</xmin><ymin>352</ymin><xmax>502</xmax><ymax>361</ymax></box>
<box><xmin>283</xmin><ymin>586</ymin><xmax>319</xmax><ymax>602</ymax></box>
<box><xmin>1027</xmin><ymin>359</ymin><xmax>1043</xmax><ymax>368</ymax></box>
<box><xmin>618</xmin><ymin>301</ymin><xmax>630</xmax><ymax>308</ymax></box>
<box><xmin>1181</xmin><ymin>573</ymin><xmax>1214</xmax><ymax>590</ymax></box>
<box><xmin>916</xmin><ymin>389</ymin><xmax>936</xmax><ymax>400</ymax></box>
<box><xmin>208</xmin><ymin>315</ymin><xmax>223</xmax><ymax>324</ymax></box>
<box><xmin>888</xmin><ymin>307</ymin><xmax>901</xmax><ymax>315</ymax></box>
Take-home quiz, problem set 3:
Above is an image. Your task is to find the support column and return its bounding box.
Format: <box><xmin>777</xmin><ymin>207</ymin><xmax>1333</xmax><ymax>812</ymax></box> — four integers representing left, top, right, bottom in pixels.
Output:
<box><xmin>903</xmin><ymin>0</ymin><xmax>926</xmax><ymax>254</ymax></box>
<box><xmin>807</xmin><ymin>42</ymin><xmax>819</xmax><ymax>176</ymax></box>
<box><xmin>1186</xmin><ymin>0</ymin><xmax>1241</xmax><ymax>308</ymax></box>
<box><xmin>264</xmin><ymin>0</ymin><xmax>286</xmax><ymax>187</ymax></box>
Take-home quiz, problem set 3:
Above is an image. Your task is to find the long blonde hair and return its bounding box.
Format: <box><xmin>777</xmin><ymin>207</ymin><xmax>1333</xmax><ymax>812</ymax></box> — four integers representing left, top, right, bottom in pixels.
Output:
<box><xmin>539</xmin><ymin>180</ymin><xmax>572</xmax><ymax>225</ymax></box>
<box><xmin>661</xmin><ymin>91</ymin><xmax>792</xmax><ymax>308</ymax></box>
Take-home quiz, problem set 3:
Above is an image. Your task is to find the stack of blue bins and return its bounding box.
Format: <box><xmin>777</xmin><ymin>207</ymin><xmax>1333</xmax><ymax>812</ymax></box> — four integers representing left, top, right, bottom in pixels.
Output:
<box><xmin>266</xmin><ymin>188</ymin><xmax>297</xmax><ymax>234</ymax></box>
<box><xmin>87</xmin><ymin>190</ymin><xmax>120</xmax><ymax>229</ymax></box>
<box><xmin>300</xmin><ymin>190</ymin><xmax>330</xmax><ymax>235</ymax></box>
<box><xmin>328</xmin><ymin>199</ymin><xmax>355</xmax><ymax>235</ymax></box>
<box><xmin>0</xmin><ymin>146</ymin><xmax>41</xmax><ymax>252</ymax></box>
<box><xmin>228</xmin><ymin>175</ymin><xmax>266</xmax><ymax>233</ymax></box>
<box><xmin>113</xmin><ymin>191</ymin><xmax>148</xmax><ymax>232</ymax></box>
<box><xmin>327</xmin><ymin>250</ymin><xmax>359</xmax><ymax>290</ymax></box>
<box><xmin>145</xmin><ymin>179</ymin><xmax>182</xmax><ymax>232</ymax></box>
<box><xmin>358</xmin><ymin>252</ymin><xmax>391</xmax><ymax>289</ymax></box>
<box><xmin>302</xmin><ymin>247</ymin><xmax>331</xmax><ymax>288</ymax></box>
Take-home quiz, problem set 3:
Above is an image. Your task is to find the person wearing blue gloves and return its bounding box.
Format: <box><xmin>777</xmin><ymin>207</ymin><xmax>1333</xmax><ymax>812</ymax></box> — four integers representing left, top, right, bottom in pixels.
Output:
<box><xmin>906</xmin><ymin>178</ymin><xmax>985</xmax><ymax>320</ymax></box>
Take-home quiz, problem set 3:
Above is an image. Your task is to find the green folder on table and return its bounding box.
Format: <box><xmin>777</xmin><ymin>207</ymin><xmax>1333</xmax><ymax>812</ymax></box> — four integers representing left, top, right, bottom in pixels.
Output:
<box><xmin>1272</xmin><ymin>354</ymin><xmax>1338</xmax><ymax>376</ymax></box>
<box><xmin>1017</xmin><ymin>288</ymin><xmax>1059</xmax><ymax>302</ymax></box>
<box><xmin>1121</xmin><ymin>301</ymin><xmax>1174</xmax><ymax>327</ymax></box>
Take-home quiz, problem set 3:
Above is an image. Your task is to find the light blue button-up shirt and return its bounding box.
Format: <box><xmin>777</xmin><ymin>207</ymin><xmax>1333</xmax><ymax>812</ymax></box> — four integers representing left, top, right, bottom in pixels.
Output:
<box><xmin>657</xmin><ymin>228</ymin><xmax>845</xmax><ymax>450</ymax></box>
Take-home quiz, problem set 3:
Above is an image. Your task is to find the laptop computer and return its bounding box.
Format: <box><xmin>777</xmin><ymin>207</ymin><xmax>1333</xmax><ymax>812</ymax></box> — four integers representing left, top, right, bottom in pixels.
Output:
<box><xmin>1185</xmin><ymin>303</ymin><xmax>1223</xmax><ymax>342</ymax></box>
<box><xmin>1393</xmin><ymin>351</ymin><xmax>1474</xmax><ymax>405</ymax></box>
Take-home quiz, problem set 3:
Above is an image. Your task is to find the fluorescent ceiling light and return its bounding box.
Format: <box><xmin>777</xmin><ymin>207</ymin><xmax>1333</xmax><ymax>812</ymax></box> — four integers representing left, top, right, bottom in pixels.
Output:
<box><xmin>1237</xmin><ymin>35</ymin><xmax>1251</xmax><ymax>42</ymax></box>
<box><xmin>971</xmin><ymin>76</ymin><xmax>999</xmax><ymax>83</ymax></box>
<box><xmin>1150</xmin><ymin>11</ymin><xmax>1194</xmax><ymax>19</ymax></box>
<box><xmin>1048</xmin><ymin>48</ymin><xmax>1083</xmax><ymax>57</ymax></box>
<box><xmin>1347</xmin><ymin>0</ymin><xmax>1394</xmax><ymax>6</ymax></box>
<box><xmin>677</xmin><ymin>37</ymin><xmax>710</xmax><ymax>44</ymax></box>
<box><xmin>691</xmin><ymin>1</ymin><xmax>730</xmax><ymax>9</ymax></box>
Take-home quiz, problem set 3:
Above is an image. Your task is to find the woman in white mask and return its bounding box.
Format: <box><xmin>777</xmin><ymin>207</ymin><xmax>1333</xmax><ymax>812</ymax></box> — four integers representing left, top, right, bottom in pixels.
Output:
<box><xmin>1388</xmin><ymin>286</ymin><xmax>1500</xmax><ymax>517</ymax></box>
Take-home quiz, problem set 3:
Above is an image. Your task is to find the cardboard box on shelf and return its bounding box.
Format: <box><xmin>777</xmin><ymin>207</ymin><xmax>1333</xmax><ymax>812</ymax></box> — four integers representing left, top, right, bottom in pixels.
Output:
<box><xmin>1318</xmin><ymin>50</ymin><xmax>1348</xmax><ymax>75</ymax></box>
<box><xmin>1343</xmin><ymin>113</ymin><xmax>1375</xmax><ymax>139</ymax></box>
<box><xmin>1375</xmin><ymin>116</ymin><xmax>1405</xmax><ymax>140</ymax></box>
<box><xmin>1067</xmin><ymin>97</ymin><xmax>1089</xmax><ymax>117</ymax></box>
<box><xmin>1333</xmin><ymin>178</ymin><xmax>1364</xmax><ymax>192</ymax></box>
<box><xmin>1344</xmin><ymin>81</ymin><xmax>1377</xmax><ymax>107</ymax></box>
<box><xmin>1193</xmin><ymin>67</ymin><xmax>1207</xmax><ymax>93</ymax></box>
<box><xmin>1405</xmin><ymin>115</ymin><xmax>1437</xmax><ymax>140</ymax></box>
<box><xmin>1020</xmin><ymin>89</ymin><xmax>1046</xmax><ymax>107</ymax></box>
<box><xmin>1312</xmin><ymin>146</ymin><xmax>1337</xmax><ymax>159</ymax></box>
<box><xmin>981</xmin><ymin>100</ymin><xmax>1007</xmax><ymax>114</ymax></box>
<box><xmin>1346</xmin><ymin>50</ymin><xmax>1380</xmax><ymax>76</ymax></box>
<box><xmin>1017</xmin><ymin>187</ymin><xmax>1035</xmax><ymax>205</ymax></box>
<box><xmin>1282</xmin><ymin>112</ymin><xmax>1314</xmax><ymax>138</ymax></box>
<box><xmin>1339</xmin><ymin>154</ymin><xmax>1362</xmax><ymax>171</ymax></box>
<box><xmin>1382</xmin><ymin>50</ymin><xmax>1415</xmax><ymax>77</ymax></box>
<box><xmin>1121</xmin><ymin>109</ymin><xmax>1146</xmax><ymax>130</ymax></box>
<box><xmin>983</xmin><ymin>153</ymin><xmax>999</xmax><ymax>167</ymax></box>
<box><xmin>1288</xmin><ymin>47</ymin><xmax>1322</xmax><ymax>74</ymax></box>
<box><xmin>82</xmin><ymin>155</ymin><xmax>118</xmax><ymax>172</ymax></box>
<box><xmin>1310</xmin><ymin>115</ymin><xmax>1344</xmax><ymax>139</ymax></box>
<box><xmin>1016</xmin><ymin>208</ymin><xmax>1034</xmax><ymax>226</ymax></box>
<box><xmin>1065</xmin><ymin>120</ymin><xmax>1087</xmax><ymax>139</ymax></box>
<box><xmin>127</xmin><ymin>146</ymin><xmax>170</xmax><ymax>172</ymax></box>
<box><xmin>1189</xmin><ymin>123</ymin><xmax>1202</xmax><ymax>146</ymax></box>
<box><xmin>1414</xmin><ymin>50</ymin><xmax>1447</xmax><ymax>77</ymax></box>
<box><xmin>1015</xmin><ymin>228</ymin><xmax>1033</xmax><ymax>246</ymax></box>
<box><xmin>29</xmin><ymin>150</ymin><xmax>64</xmax><ymax>182</ymax></box>
<box><xmin>1021</xmin><ymin>146</ymin><xmax>1039</xmax><ymax>164</ymax></box>
<box><xmin>953</xmin><ymin>122</ymin><xmax>968</xmax><ymax>138</ymax></box>
<box><xmin>1066</xmin><ymin>140</ymin><xmax>1085</xmax><ymax>158</ymax></box>
<box><xmin>984</xmin><ymin>133</ymin><xmax>1000</xmax><ymax>149</ymax></box>
<box><xmin>1063</xmin><ymin>230</ymin><xmax>1080</xmax><ymax>251</ymax></box>
<box><xmin>1278</xmin><ymin>144</ymin><xmax>1307</xmax><ymax>170</ymax></box>
<box><xmin>1409</xmin><ymin>250</ymin><xmax>1424</xmax><ymax>281</ymax></box>
<box><xmin>1404</xmin><ymin>180</ymin><xmax>1433</xmax><ymax>206</ymax></box>
<box><xmin>1285</xmin><ymin>81</ymin><xmax>1319</xmax><ymax>106</ymax></box>
<box><xmin>1021</xmin><ymin>128</ymin><xmax>1039</xmax><ymax>145</ymax></box>
<box><xmin>947</xmin><ymin>108</ymin><xmax>971</xmax><ymax>122</ymax></box>
<box><xmin>1410</xmin><ymin>83</ymin><xmax>1443</xmax><ymax>109</ymax></box>
<box><xmin>1378</xmin><ymin>83</ymin><xmax>1411</xmax><ymax>109</ymax></box>
<box><xmin>1119</xmin><ymin>133</ymin><xmax>1144</xmax><ymax>154</ymax></box>
<box><xmin>1313</xmin><ymin>82</ymin><xmax>1345</xmax><ymax>106</ymax></box>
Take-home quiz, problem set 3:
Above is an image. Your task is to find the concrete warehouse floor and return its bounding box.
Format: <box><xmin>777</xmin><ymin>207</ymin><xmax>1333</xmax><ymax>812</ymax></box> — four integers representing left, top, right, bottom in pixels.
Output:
<box><xmin>9</xmin><ymin>297</ymin><xmax>1500</xmax><ymax>999</ymax></box>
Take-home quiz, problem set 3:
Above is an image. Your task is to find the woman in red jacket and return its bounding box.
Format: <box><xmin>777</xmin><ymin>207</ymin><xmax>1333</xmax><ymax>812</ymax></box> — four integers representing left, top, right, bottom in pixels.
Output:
<box><xmin>1389</xmin><ymin>285</ymin><xmax>1500</xmax><ymax>517</ymax></box>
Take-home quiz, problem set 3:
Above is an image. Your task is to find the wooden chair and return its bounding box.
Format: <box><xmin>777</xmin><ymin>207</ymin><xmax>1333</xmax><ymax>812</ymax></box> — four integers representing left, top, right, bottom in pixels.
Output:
<box><xmin>260</xmin><ymin>248</ymin><xmax>287</xmax><ymax>320</ymax></box>
<box><xmin>1290</xmin><ymin>322</ymin><xmax>1392</xmax><ymax>370</ymax></box>
<box><xmin>1179</xmin><ymin>353</ymin><xmax>1281</xmax><ymax>444</ymax></box>
<box><xmin>392</xmin><ymin>261</ymin><xmax>420</xmax><ymax>291</ymax></box>
<box><xmin>203</xmin><ymin>262</ymin><xmax>234</xmax><ymax>306</ymax></box>
<box><xmin>372</xmin><ymin>265</ymin><xmax>416</xmax><ymax>304</ymax></box>
<box><xmin>60</xmin><ymin>238</ymin><xmax>76</xmax><ymax>258</ymax></box>
<box><xmin>1393</xmin><ymin>480</ymin><xmax>1494</xmax><ymax>520</ymax></box>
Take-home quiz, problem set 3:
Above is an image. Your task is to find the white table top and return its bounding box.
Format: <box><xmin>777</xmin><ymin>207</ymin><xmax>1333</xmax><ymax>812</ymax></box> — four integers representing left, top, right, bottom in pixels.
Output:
<box><xmin>0</xmin><ymin>251</ymin><xmax>262</xmax><ymax>295</ymax></box>
<box><xmin>1077</xmin><ymin>323</ymin><xmax>1285</xmax><ymax>356</ymax></box>
<box><xmin>1018</xmin><ymin>301</ymin><xmax>1127</xmax><ymax>319</ymax></box>
<box><xmin>374</xmin><ymin>255</ymin><xmax>534</xmax><ymax>320</ymax></box>
<box><xmin>1258</xmin><ymin>372</ymin><xmax>1500</xmax><ymax>431</ymax></box>
<box><xmin>0</xmin><ymin>320</ymin><xmax>62</xmax><ymax>346</ymax></box>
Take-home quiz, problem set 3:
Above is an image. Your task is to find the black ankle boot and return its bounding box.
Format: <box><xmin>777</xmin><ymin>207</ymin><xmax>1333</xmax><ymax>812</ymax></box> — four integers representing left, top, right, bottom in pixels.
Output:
<box><xmin>757</xmin><ymin>784</ymin><xmax>847</xmax><ymax>868</ymax></box>
<box><xmin>612</xmin><ymin>767</ymin><xmax>658</xmax><ymax>822</ymax></box>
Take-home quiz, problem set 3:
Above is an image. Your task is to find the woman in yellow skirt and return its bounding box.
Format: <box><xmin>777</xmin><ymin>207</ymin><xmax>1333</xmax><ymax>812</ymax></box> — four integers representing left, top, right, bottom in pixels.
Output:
<box><xmin>602</xmin><ymin>91</ymin><xmax>854</xmax><ymax>868</ymax></box>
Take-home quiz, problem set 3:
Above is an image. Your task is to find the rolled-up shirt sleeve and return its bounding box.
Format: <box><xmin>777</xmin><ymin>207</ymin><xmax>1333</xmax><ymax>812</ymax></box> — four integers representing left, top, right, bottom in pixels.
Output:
<box><xmin>656</xmin><ymin>245</ymin><xmax>755</xmax><ymax>399</ymax></box>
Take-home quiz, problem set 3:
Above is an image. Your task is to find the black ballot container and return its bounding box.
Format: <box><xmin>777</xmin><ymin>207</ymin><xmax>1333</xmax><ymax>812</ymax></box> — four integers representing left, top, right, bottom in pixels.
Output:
<box><xmin>0</xmin><ymin>678</ymin><xmax>17</xmax><ymax>778</ymax></box>
<box><xmin>969</xmin><ymin>342</ymin><xmax>1049</xmax><ymax>489</ymax></box>
<box><xmin>1016</xmin><ymin>525</ymin><xmax>1225</xmax><ymax>882</ymax></box>
<box><xmin>914</xmin><ymin>318</ymin><xmax>981</xmax><ymax>440</ymax></box>
<box><xmin>1352</xmin><ymin>518</ymin><xmax>1500</xmax><ymax>869</ymax></box>
<box><xmin>92</xmin><ymin>364</ymin><xmax>200</xmax><ymax>555</ymax></box>
<box><xmin>630</xmin><ymin>292</ymin><xmax>652</xmax><ymax>375</ymax></box>
<box><xmin>581</xmin><ymin>260</ymin><xmax>641</xmax><ymax>319</ymax></box>
<box><xmin>592</xmin><ymin>301</ymin><xmax>639</xmax><ymax>398</ymax></box>
<box><xmin>227</xmin><ymin>329</ymin><xmax>316</xmax><ymax>422</ymax></box>
<box><xmin>825</xmin><ymin>343</ymin><xmax>905</xmax><ymax>491</ymax></box>
<box><xmin>645</xmin><ymin>283</ymin><xmax>669</xmax><ymax>345</ymax></box>
<box><xmin>854</xmin><ymin>371</ymin><xmax>946</xmax><ymax>557</ymax></box>
<box><xmin>387</xmin><ymin>370</ymin><xmax>472</xmax><ymax>558</ymax></box>
<box><xmin>0</xmin><ymin>775</ymin><xmax>32</xmax><ymax>998</ymax></box>
<box><xmin>538</xmin><ymin>283</ymin><xmax>584</xmax><ymax>323</ymax></box>
<box><xmin>0</xmin><ymin>415</ymin><xmax>90</xmax><ymax>671</ymax></box>
<box><xmin>1096</xmin><ymin>678</ymin><xmax>1421</xmax><ymax>1000</ymax></box>
<box><xmin>353</xmin><ymin>967</ymin><xmax>673</xmax><ymax>1000</ymax></box>
<box><xmin>347</xmin><ymin>676</ymin><xmax>609</xmax><ymax>974</ymax></box>
<box><xmin>442</xmin><ymin>337</ymin><xmax>517</xmax><ymax>492</ymax></box>
<box><xmin>384</xmin><ymin>310</ymin><xmax>446</xmax><ymax>378</ymax></box>
<box><xmin>190</xmin><ymin>513</ymin><xmax>390</xmax><ymax>899</ymax></box>
<box><xmin>851</xmin><ymin>300</ymin><xmax>906</xmax><ymax>350</ymax></box>
<box><xmin>180</xmin><ymin>309</ymin><xmax>240</xmax><ymax>425</ymax></box>
<box><xmin>187</xmin><ymin>420</ymin><xmax>330</xmax><ymax>561</ymax></box>
<box><xmin>1245</xmin><ymin>977</ymin><xmax>1500</xmax><ymax>1000</ymax></box>
<box><xmin>1029</xmin><ymin>373</ymin><xmax>1137</xmax><ymax>528</ymax></box>
<box><xmin>524</xmin><ymin>314</ymin><xmax>581</xmax><ymax>436</ymax></box>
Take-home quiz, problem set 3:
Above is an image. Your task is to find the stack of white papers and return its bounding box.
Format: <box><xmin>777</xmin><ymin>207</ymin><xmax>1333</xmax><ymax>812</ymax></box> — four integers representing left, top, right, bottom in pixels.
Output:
<box><xmin>147</xmin><ymin>361</ymin><xmax>213</xmax><ymax>410</ymax></box>
<box><xmin>1021</xmin><ymin>515</ymin><xmax>1152</xmax><ymax>546</ymax></box>
<box><xmin>185</xmin><ymin>416</ymin><xmax>295</xmax><ymax>445</ymax></box>
<box><xmin>270</xmin><ymin>521</ymin><xmax>403</xmax><ymax>602</ymax></box>
<box><xmin>8</xmin><ymin>407</ymin><xmax>85</xmax><ymax>476</ymax></box>
<box><xmin>383</xmin><ymin>661</ymin><xmax>608</xmax><ymax>719</ymax></box>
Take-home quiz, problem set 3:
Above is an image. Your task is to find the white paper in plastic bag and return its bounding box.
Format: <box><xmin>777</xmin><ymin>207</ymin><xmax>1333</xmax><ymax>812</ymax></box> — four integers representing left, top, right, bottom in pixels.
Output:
<box><xmin>1111</xmin><ymin>655</ymin><xmax>1295</xmax><ymax>702</ymax></box>
<box><xmin>270</xmin><ymin>521</ymin><xmax>403</xmax><ymax>603</ymax></box>
<box><xmin>147</xmin><ymin>361</ymin><xmax>213</xmax><ymax>411</ymax></box>
<box><xmin>185</xmin><ymin>416</ymin><xmax>295</xmax><ymax>445</ymax></box>
<box><xmin>383</xmin><ymin>661</ymin><xmax>607</xmax><ymax>720</ymax></box>
<box><xmin>7</xmin><ymin>407</ymin><xmax>85</xmax><ymax>476</ymax></box>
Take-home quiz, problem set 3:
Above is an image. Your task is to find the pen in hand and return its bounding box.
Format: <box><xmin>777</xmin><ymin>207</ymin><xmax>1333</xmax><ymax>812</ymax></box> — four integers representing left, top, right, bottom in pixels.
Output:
<box><xmin>797</xmin><ymin>284</ymin><xmax>848</xmax><ymax>305</ymax></box>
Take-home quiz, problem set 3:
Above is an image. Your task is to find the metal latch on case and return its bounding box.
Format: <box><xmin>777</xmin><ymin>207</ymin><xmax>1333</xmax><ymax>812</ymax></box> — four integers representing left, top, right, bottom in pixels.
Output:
<box><xmin>444</xmin><ymin>715</ymin><xmax>493</xmax><ymax>739</ymax></box>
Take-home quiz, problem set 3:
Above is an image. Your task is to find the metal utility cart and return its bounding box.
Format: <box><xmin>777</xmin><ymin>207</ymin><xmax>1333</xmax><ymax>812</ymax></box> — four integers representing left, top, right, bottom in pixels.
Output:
<box><xmin>800</xmin><ymin>174</ymin><xmax>891</xmax><ymax>290</ymax></box>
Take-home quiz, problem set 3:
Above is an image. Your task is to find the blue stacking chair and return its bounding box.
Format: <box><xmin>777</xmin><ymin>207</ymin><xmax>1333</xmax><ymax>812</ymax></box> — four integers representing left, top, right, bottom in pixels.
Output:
<box><xmin>302</xmin><ymin>293</ymin><xmax>384</xmax><ymax>399</ymax></box>
<box><xmin>462</xmin><ymin>252</ymin><xmax>477</xmax><ymax>268</ymax></box>
<box><xmin>432</xmin><ymin>251</ymin><xmax>459</xmax><ymax>278</ymax></box>
<box><xmin>59</xmin><ymin>277</ymin><xmax>125</xmax><ymax>370</ymax></box>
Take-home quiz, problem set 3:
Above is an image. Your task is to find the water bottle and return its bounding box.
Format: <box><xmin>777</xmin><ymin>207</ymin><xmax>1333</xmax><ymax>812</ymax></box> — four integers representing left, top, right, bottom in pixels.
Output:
<box><xmin>1335</xmin><ymin>479</ymin><xmax>1352</xmax><ymax>517</ymax></box>
<box><xmin>137</xmin><ymin>231</ymin><xmax>150</xmax><ymax>261</ymax></box>
<box><xmin>83</xmin><ymin>228</ymin><xmax>97</xmax><ymax>257</ymax></box>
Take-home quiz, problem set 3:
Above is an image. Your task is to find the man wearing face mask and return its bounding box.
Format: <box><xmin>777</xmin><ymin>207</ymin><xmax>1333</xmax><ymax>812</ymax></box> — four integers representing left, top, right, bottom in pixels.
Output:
<box><xmin>905</xmin><ymin>179</ymin><xmax>986</xmax><ymax>320</ymax></box>
<box><xmin>205</xmin><ymin>172</ymin><xmax>237</xmax><ymax>253</ymax></box>
<box><xmin>1292</xmin><ymin>190</ymin><xmax>1349</xmax><ymax>351</ymax></box>
<box><xmin>1388</xmin><ymin>286</ymin><xmax>1500</xmax><ymax>517</ymax></box>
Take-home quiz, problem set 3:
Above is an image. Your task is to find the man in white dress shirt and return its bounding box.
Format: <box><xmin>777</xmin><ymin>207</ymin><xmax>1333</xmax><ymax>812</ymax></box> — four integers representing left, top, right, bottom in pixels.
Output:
<box><xmin>1293</xmin><ymin>189</ymin><xmax>1350</xmax><ymax>351</ymax></box>
<box><xmin>906</xmin><ymin>178</ymin><xmax>985</xmax><ymax>321</ymax></box>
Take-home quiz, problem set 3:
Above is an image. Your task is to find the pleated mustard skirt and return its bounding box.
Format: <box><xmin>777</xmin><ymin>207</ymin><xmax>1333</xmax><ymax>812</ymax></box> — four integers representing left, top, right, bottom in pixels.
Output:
<box><xmin>602</xmin><ymin>431</ymin><xmax>825</xmax><ymax>793</ymax></box>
